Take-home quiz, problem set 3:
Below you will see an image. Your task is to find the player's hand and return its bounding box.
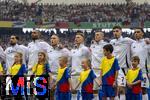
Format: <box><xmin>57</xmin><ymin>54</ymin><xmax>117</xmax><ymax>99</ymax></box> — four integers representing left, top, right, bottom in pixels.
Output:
<box><xmin>51</xmin><ymin>84</ymin><xmax>56</xmax><ymax>91</ymax></box>
<box><xmin>99</xmin><ymin>79</ymin><xmax>102</xmax><ymax>86</ymax></box>
<box><xmin>127</xmin><ymin>82</ymin><xmax>132</xmax><ymax>88</ymax></box>
<box><xmin>71</xmin><ymin>89</ymin><xmax>77</xmax><ymax>94</ymax></box>
<box><xmin>113</xmin><ymin>81</ymin><xmax>117</xmax><ymax>87</ymax></box>
<box><xmin>145</xmin><ymin>38</ymin><xmax>150</xmax><ymax>44</ymax></box>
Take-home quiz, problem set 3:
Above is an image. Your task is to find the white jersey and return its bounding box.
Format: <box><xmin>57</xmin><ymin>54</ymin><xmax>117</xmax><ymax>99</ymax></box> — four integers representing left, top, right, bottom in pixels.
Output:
<box><xmin>48</xmin><ymin>47</ymin><xmax>70</xmax><ymax>74</ymax></box>
<box><xmin>147</xmin><ymin>52</ymin><xmax>150</xmax><ymax>78</ymax></box>
<box><xmin>5</xmin><ymin>44</ymin><xmax>28</xmax><ymax>73</ymax></box>
<box><xmin>28</xmin><ymin>40</ymin><xmax>52</xmax><ymax>74</ymax></box>
<box><xmin>71</xmin><ymin>44</ymin><xmax>91</xmax><ymax>75</ymax></box>
<box><xmin>0</xmin><ymin>46</ymin><xmax>5</xmax><ymax>62</ymax></box>
<box><xmin>90</xmin><ymin>40</ymin><xmax>107</xmax><ymax>69</ymax></box>
<box><xmin>131</xmin><ymin>39</ymin><xmax>150</xmax><ymax>88</ymax></box>
<box><xmin>131</xmin><ymin>39</ymin><xmax>150</xmax><ymax>73</ymax></box>
<box><xmin>110</xmin><ymin>36</ymin><xmax>134</xmax><ymax>68</ymax></box>
<box><xmin>110</xmin><ymin>36</ymin><xmax>134</xmax><ymax>86</ymax></box>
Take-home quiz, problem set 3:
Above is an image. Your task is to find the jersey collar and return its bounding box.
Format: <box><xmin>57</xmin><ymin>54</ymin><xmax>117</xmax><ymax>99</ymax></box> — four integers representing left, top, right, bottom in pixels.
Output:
<box><xmin>96</xmin><ymin>40</ymin><xmax>104</xmax><ymax>45</ymax></box>
<box><xmin>136</xmin><ymin>39</ymin><xmax>144</xmax><ymax>42</ymax></box>
<box><xmin>116</xmin><ymin>36</ymin><xmax>123</xmax><ymax>41</ymax></box>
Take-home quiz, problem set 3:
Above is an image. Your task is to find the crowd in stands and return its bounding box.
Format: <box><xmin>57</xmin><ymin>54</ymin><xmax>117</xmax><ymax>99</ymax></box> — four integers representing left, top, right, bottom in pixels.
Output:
<box><xmin>0</xmin><ymin>0</ymin><xmax>150</xmax><ymax>25</ymax></box>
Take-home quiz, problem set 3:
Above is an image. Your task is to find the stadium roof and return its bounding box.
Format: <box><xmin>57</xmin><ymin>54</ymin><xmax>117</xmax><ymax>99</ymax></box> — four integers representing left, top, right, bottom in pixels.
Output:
<box><xmin>26</xmin><ymin>0</ymin><xmax>149</xmax><ymax>4</ymax></box>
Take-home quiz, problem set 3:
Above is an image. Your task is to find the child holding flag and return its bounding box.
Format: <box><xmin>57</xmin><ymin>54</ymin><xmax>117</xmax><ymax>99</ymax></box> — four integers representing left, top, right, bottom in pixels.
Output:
<box><xmin>74</xmin><ymin>58</ymin><xmax>100</xmax><ymax>100</ymax></box>
<box><xmin>126</xmin><ymin>56</ymin><xmax>143</xmax><ymax>100</ymax></box>
<box><xmin>99</xmin><ymin>44</ymin><xmax>120</xmax><ymax>100</ymax></box>
<box><xmin>53</xmin><ymin>56</ymin><xmax>73</xmax><ymax>100</ymax></box>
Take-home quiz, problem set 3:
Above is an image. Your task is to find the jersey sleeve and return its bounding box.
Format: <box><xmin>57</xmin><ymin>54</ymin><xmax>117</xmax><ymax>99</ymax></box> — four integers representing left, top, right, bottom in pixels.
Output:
<box><xmin>99</xmin><ymin>58</ymin><xmax>104</xmax><ymax>70</ymax></box>
<box><xmin>41</xmin><ymin>42</ymin><xmax>52</xmax><ymax>53</ymax></box>
<box><xmin>22</xmin><ymin>45</ymin><xmax>29</xmax><ymax>63</ymax></box>
<box><xmin>0</xmin><ymin>46</ymin><xmax>5</xmax><ymax>60</ymax></box>
<box><xmin>61</xmin><ymin>48</ymin><xmax>71</xmax><ymax>57</ymax></box>
<box><xmin>81</xmin><ymin>47</ymin><xmax>91</xmax><ymax>58</ymax></box>
<box><xmin>125</xmin><ymin>37</ymin><xmax>135</xmax><ymax>44</ymax></box>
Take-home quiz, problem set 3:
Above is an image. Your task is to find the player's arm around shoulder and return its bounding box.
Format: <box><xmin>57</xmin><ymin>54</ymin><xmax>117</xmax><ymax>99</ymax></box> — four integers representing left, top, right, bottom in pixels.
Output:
<box><xmin>124</xmin><ymin>37</ymin><xmax>135</xmax><ymax>44</ymax></box>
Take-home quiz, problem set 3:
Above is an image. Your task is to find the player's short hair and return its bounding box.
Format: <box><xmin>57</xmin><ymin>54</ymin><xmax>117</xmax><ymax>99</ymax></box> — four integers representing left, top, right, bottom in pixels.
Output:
<box><xmin>132</xmin><ymin>56</ymin><xmax>140</xmax><ymax>63</ymax></box>
<box><xmin>76</xmin><ymin>31</ymin><xmax>84</xmax><ymax>38</ymax></box>
<box><xmin>95</xmin><ymin>31</ymin><xmax>104</xmax><ymax>36</ymax></box>
<box><xmin>134</xmin><ymin>27</ymin><xmax>144</xmax><ymax>33</ymax></box>
<box><xmin>103</xmin><ymin>44</ymin><xmax>114</xmax><ymax>53</ymax></box>
<box><xmin>51</xmin><ymin>34</ymin><xmax>59</xmax><ymax>37</ymax></box>
<box><xmin>11</xmin><ymin>35</ymin><xmax>19</xmax><ymax>40</ymax></box>
<box><xmin>113</xmin><ymin>26</ymin><xmax>122</xmax><ymax>30</ymax></box>
<box><xmin>32</xmin><ymin>30</ymin><xmax>41</xmax><ymax>35</ymax></box>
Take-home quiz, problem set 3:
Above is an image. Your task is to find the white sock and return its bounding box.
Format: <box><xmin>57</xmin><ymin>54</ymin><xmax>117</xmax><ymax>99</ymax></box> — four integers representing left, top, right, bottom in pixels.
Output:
<box><xmin>142</xmin><ymin>94</ymin><xmax>148</xmax><ymax>100</ymax></box>
<box><xmin>120</xmin><ymin>94</ymin><xmax>125</xmax><ymax>100</ymax></box>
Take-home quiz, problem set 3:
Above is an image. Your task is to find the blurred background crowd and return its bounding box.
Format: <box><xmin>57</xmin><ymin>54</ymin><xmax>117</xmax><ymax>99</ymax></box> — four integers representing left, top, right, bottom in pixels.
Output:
<box><xmin>0</xmin><ymin>0</ymin><xmax>149</xmax><ymax>25</ymax></box>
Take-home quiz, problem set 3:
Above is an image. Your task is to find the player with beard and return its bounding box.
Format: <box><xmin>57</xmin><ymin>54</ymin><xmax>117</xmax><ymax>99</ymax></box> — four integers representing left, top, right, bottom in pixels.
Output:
<box><xmin>131</xmin><ymin>28</ymin><xmax>150</xmax><ymax>100</ymax></box>
<box><xmin>27</xmin><ymin>30</ymin><xmax>52</xmax><ymax>75</ymax></box>
<box><xmin>5</xmin><ymin>35</ymin><xmax>28</xmax><ymax>74</ymax></box>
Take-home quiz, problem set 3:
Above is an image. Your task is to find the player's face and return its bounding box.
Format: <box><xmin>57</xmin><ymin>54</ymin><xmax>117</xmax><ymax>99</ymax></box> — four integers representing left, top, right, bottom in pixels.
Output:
<box><xmin>10</xmin><ymin>36</ymin><xmax>17</xmax><ymax>45</ymax></box>
<box><xmin>132</xmin><ymin>60</ymin><xmax>139</xmax><ymax>68</ymax></box>
<box><xmin>14</xmin><ymin>53</ymin><xmax>21</xmax><ymax>63</ymax></box>
<box><xmin>38</xmin><ymin>53</ymin><xmax>45</xmax><ymax>62</ymax></box>
<box><xmin>50</xmin><ymin>35</ymin><xmax>59</xmax><ymax>46</ymax></box>
<box><xmin>134</xmin><ymin>29</ymin><xmax>143</xmax><ymax>40</ymax></box>
<box><xmin>113</xmin><ymin>29</ymin><xmax>122</xmax><ymax>39</ymax></box>
<box><xmin>31</xmin><ymin>31</ymin><xmax>39</xmax><ymax>40</ymax></box>
<box><xmin>95</xmin><ymin>32</ymin><xmax>103</xmax><ymax>42</ymax></box>
<box><xmin>75</xmin><ymin>35</ymin><xmax>84</xmax><ymax>44</ymax></box>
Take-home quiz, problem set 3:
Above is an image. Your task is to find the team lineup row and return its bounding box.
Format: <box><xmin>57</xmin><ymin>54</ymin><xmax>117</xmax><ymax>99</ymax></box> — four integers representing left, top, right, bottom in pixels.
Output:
<box><xmin>0</xmin><ymin>26</ymin><xmax>150</xmax><ymax>100</ymax></box>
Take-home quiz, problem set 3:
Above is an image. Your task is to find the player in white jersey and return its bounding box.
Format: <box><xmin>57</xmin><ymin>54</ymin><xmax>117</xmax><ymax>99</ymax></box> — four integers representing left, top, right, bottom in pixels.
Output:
<box><xmin>71</xmin><ymin>32</ymin><xmax>91</xmax><ymax>99</ymax></box>
<box><xmin>0</xmin><ymin>45</ymin><xmax>5</xmax><ymax>73</ymax></box>
<box><xmin>90</xmin><ymin>31</ymin><xmax>107</xmax><ymax>75</ymax></box>
<box><xmin>110</xmin><ymin>26</ymin><xmax>135</xmax><ymax>100</ymax></box>
<box><xmin>131</xmin><ymin>28</ymin><xmax>150</xmax><ymax>100</ymax></box>
<box><xmin>5</xmin><ymin>35</ymin><xmax>28</xmax><ymax>74</ymax></box>
<box><xmin>48</xmin><ymin>34</ymin><xmax>70</xmax><ymax>99</ymax></box>
<box><xmin>0</xmin><ymin>45</ymin><xmax>5</xmax><ymax>63</ymax></box>
<box><xmin>90</xmin><ymin>31</ymin><xmax>107</xmax><ymax>98</ymax></box>
<box><xmin>27</xmin><ymin>30</ymin><xmax>52</xmax><ymax>74</ymax></box>
<box><xmin>48</xmin><ymin>34</ymin><xmax>70</xmax><ymax>83</ymax></box>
